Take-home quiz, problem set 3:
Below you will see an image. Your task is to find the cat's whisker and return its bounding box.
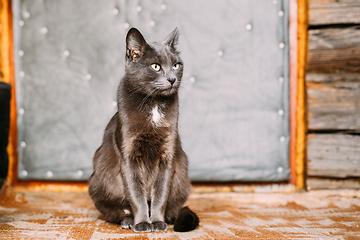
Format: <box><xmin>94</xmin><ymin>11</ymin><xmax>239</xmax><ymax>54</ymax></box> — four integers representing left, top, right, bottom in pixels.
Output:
<box><xmin>127</xmin><ymin>85</ymin><xmax>145</xmax><ymax>98</ymax></box>
<box><xmin>178</xmin><ymin>86</ymin><xmax>195</xmax><ymax>104</ymax></box>
<box><xmin>139</xmin><ymin>89</ymin><xmax>157</xmax><ymax>110</ymax></box>
<box><xmin>178</xmin><ymin>85</ymin><xmax>191</xmax><ymax>93</ymax></box>
<box><xmin>179</xmin><ymin>83</ymin><xmax>192</xmax><ymax>90</ymax></box>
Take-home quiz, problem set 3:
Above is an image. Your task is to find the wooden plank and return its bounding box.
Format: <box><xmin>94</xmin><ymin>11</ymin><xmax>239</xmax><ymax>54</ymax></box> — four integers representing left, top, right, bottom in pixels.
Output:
<box><xmin>307</xmin><ymin>178</ymin><xmax>360</xmax><ymax>190</ymax></box>
<box><xmin>0</xmin><ymin>0</ymin><xmax>18</xmax><ymax>186</ymax></box>
<box><xmin>307</xmin><ymin>73</ymin><xmax>360</xmax><ymax>130</ymax></box>
<box><xmin>307</xmin><ymin>134</ymin><xmax>360</xmax><ymax>178</ymax></box>
<box><xmin>293</xmin><ymin>0</ymin><xmax>308</xmax><ymax>190</ymax></box>
<box><xmin>307</xmin><ymin>47</ymin><xmax>360</xmax><ymax>72</ymax></box>
<box><xmin>308</xmin><ymin>28</ymin><xmax>360</xmax><ymax>51</ymax></box>
<box><xmin>307</xmin><ymin>28</ymin><xmax>360</xmax><ymax>72</ymax></box>
<box><xmin>307</xmin><ymin>73</ymin><xmax>360</xmax><ymax>83</ymax></box>
<box><xmin>307</xmin><ymin>75</ymin><xmax>360</xmax><ymax>129</ymax></box>
<box><xmin>288</xmin><ymin>0</ymin><xmax>307</xmax><ymax>189</ymax></box>
<box><xmin>309</xmin><ymin>0</ymin><xmax>360</xmax><ymax>25</ymax></box>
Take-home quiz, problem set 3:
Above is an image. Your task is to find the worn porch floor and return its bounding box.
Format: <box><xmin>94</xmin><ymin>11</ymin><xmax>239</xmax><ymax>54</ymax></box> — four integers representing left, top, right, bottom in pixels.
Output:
<box><xmin>0</xmin><ymin>186</ymin><xmax>359</xmax><ymax>239</ymax></box>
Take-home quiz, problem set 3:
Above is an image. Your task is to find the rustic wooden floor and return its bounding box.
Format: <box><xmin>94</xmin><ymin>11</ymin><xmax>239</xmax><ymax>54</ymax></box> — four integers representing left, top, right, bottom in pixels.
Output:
<box><xmin>0</xmin><ymin>186</ymin><xmax>359</xmax><ymax>239</ymax></box>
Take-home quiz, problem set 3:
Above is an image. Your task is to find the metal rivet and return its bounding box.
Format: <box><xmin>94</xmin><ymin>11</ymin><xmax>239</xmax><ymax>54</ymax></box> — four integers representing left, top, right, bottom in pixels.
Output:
<box><xmin>277</xmin><ymin>167</ymin><xmax>283</xmax><ymax>173</ymax></box>
<box><xmin>149</xmin><ymin>20</ymin><xmax>155</xmax><ymax>27</ymax></box>
<box><xmin>77</xmin><ymin>170</ymin><xmax>83</xmax><ymax>177</ymax></box>
<box><xmin>63</xmin><ymin>50</ymin><xmax>70</xmax><ymax>57</ymax></box>
<box><xmin>189</xmin><ymin>77</ymin><xmax>196</xmax><ymax>83</ymax></box>
<box><xmin>19</xmin><ymin>71</ymin><xmax>25</xmax><ymax>78</ymax></box>
<box><xmin>217</xmin><ymin>50</ymin><xmax>223</xmax><ymax>57</ymax></box>
<box><xmin>279</xmin><ymin>42</ymin><xmax>285</xmax><ymax>49</ymax></box>
<box><xmin>46</xmin><ymin>171</ymin><xmax>53</xmax><ymax>178</ymax></box>
<box><xmin>278</xmin><ymin>109</ymin><xmax>284</xmax><ymax>116</ymax></box>
<box><xmin>113</xmin><ymin>8</ymin><xmax>119</xmax><ymax>15</ymax></box>
<box><xmin>136</xmin><ymin>6</ymin><xmax>142</xmax><ymax>12</ymax></box>
<box><xmin>280</xmin><ymin>136</ymin><xmax>286</xmax><ymax>142</ymax></box>
<box><xmin>23</xmin><ymin>11</ymin><xmax>30</xmax><ymax>19</ymax></box>
<box><xmin>161</xmin><ymin>4</ymin><xmax>166</xmax><ymax>10</ymax></box>
<box><xmin>124</xmin><ymin>22</ymin><xmax>130</xmax><ymax>29</ymax></box>
<box><xmin>278</xmin><ymin>77</ymin><xmax>284</xmax><ymax>83</ymax></box>
<box><xmin>20</xmin><ymin>141</ymin><xmax>26</xmax><ymax>148</ymax></box>
<box><xmin>278</xmin><ymin>10</ymin><xmax>284</xmax><ymax>17</ymax></box>
<box><xmin>85</xmin><ymin>73</ymin><xmax>91</xmax><ymax>80</ymax></box>
<box><xmin>112</xmin><ymin>101</ymin><xmax>117</xmax><ymax>107</ymax></box>
<box><xmin>19</xmin><ymin>108</ymin><xmax>25</xmax><ymax>115</ymax></box>
<box><xmin>40</xmin><ymin>27</ymin><xmax>48</xmax><ymax>34</ymax></box>
<box><xmin>246</xmin><ymin>24</ymin><xmax>252</xmax><ymax>30</ymax></box>
<box><xmin>19</xmin><ymin>50</ymin><xmax>24</xmax><ymax>57</ymax></box>
<box><xmin>19</xmin><ymin>20</ymin><xmax>24</xmax><ymax>27</ymax></box>
<box><xmin>22</xmin><ymin>170</ymin><xmax>28</xmax><ymax>177</ymax></box>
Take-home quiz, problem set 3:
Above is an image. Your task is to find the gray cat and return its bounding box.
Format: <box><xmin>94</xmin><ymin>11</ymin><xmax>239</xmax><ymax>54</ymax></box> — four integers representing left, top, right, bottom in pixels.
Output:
<box><xmin>88</xmin><ymin>28</ymin><xmax>199</xmax><ymax>233</ymax></box>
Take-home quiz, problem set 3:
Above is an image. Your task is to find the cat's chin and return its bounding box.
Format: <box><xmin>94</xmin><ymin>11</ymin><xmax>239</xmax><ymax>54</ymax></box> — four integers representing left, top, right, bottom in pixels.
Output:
<box><xmin>158</xmin><ymin>87</ymin><xmax>178</xmax><ymax>96</ymax></box>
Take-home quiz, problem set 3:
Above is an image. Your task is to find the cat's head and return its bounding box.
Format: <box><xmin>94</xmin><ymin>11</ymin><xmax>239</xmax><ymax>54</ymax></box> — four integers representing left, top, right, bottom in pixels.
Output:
<box><xmin>124</xmin><ymin>28</ymin><xmax>183</xmax><ymax>97</ymax></box>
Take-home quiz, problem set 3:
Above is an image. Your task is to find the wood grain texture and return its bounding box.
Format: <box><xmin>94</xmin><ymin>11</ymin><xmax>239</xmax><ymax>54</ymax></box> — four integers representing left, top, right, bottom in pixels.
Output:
<box><xmin>290</xmin><ymin>0</ymin><xmax>308</xmax><ymax>190</ymax></box>
<box><xmin>309</xmin><ymin>0</ymin><xmax>360</xmax><ymax>25</ymax></box>
<box><xmin>293</xmin><ymin>0</ymin><xmax>308</xmax><ymax>190</ymax></box>
<box><xmin>307</xmin><ymin>75</ymin><xmax>360</xmax><ymax>129</ymax></box>
<box><xmin>307</xmin><ymin>72</ymin><xmax>360</xmax><ymax>83</ymax></box>
<box><xmin>308</xmin><ymin>28</ymin><xmax>360</xmax><ymax>50</ymax></box>
<box><xmin>0</xmin><ymin>0</ymin><xmax>18</xmax><ymax>186</ymax></box>
<box><xmin>306</xmin><ymin>1</ymin><xmax>360</xmax><ymax>190</ymax></box>
<box><xmin>307</xmin><ymin>28</ymin><xmax>360</xmax><ymax>72</ymax></box>
<box><xmin>2</xmin><ymin>188</ymin><xmax>360</xmax><ymax>238</ymax></box>
<box><xmin>307</xmin><ymin>134</ymin><xmax>360</xmax><ymax>178</ymax></box>
<box><xmin>307</xmin><ymin>178</ymin><xmax>360</xmax><ymax>190</ymax></box>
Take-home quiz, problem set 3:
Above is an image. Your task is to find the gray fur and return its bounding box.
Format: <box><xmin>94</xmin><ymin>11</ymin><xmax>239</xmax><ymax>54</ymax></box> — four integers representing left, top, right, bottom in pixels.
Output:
<box><xmin>88</xmin><ymin>28</ymin><xmax>199</xmax><ymax>233</ymax></box>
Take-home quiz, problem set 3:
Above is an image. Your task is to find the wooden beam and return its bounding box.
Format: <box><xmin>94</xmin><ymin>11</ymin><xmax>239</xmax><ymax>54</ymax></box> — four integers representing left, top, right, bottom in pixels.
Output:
<box><xmin>309</xmin><ymin>28</ymin><xmax>360</xmax><ymax>50</ymax></box>
<box><xmin>307</xmin><ymin>28</ymin><xmax>360</xmax><ymax>73</ymax></box>
<box><xmin>307</xmin><ymin>177</ymin><xmax>360</xmax><ymax>190</ymax></box>
<box><xmin>308</xmin><ymin>47</ymin><xmax>360</xmax><ymax>72</ymax></box>
<box><xmin>0</xmin><ymin>0</ymin><xmax>18</xmax><ymax>186</ymax></box>
<box><xmin>307</xmin><ymin>72</ymin><xmax>360</xmax><ymax>83</ymax></box>
<box><xmin>307</xmin><ymin>74</ymin><xmax>360</xmax><ymax>130</ymax></box>
<box><xmin>293</xmin><ymin>0</ymin><xmax>308</xmax><ymax>190</ymax></box>
<box><xmin>308</xmin><ymin>134</ymin><xmax>360</xmax><ymax>178</ymax></box>
<box><xmin>13</xmin><ymin>182</ymin><xmax>89</xmax><ymax>192</ymax></box>
<box><xmin>309</xmin><ymin>0</ymin><xmax>360</xmax><ymax>25</ymax></box>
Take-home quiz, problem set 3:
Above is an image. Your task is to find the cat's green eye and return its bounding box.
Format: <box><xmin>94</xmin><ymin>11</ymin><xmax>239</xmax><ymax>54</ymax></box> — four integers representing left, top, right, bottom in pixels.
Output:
<box><xmin>151</xmin><ymin>63</ymin><xmax>161</xmax><ymax>71</ymax></box>
<box><xmin>173</xmin><ymin>63</ymin><xmax>181</xmax><ymax>70</ymax></box>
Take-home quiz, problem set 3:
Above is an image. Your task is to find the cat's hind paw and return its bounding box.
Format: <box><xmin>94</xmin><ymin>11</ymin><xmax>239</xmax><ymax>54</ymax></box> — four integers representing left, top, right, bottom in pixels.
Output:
<box><xmin>132</xmin><ymin>222</ymin><xmax>152</xmax><ymax>233</ymax></box>
<box><xmin>121</xmin><ymin>217</ymin><xmax>134</xmax><ymax>229</ymax></box>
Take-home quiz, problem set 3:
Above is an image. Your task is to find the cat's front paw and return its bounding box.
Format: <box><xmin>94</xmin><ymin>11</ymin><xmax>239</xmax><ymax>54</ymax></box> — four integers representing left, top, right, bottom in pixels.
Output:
<box><xmin>152</xmin><ymin>221</ymin><xmax>167</xmax><ymax>232</ymax></box>
<box><xmin>133</xmin><ymin>222</ymin><xmax>152</xmax><ymax>233</ymax></box>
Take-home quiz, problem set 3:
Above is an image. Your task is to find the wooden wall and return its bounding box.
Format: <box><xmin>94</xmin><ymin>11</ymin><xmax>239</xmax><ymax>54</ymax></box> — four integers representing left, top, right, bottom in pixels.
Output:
<box><xmin>306</xmin><ymin>0</ymin><xmax>360</xmax><ymax>189</ymax></box>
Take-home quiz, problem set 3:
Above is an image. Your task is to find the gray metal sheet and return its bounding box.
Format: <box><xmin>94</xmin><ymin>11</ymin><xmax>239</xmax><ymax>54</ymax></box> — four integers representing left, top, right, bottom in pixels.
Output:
<box><xmin>13</xmin><ymin>0</ymin><xmax>290</xmax><ymax>182</ymax></box>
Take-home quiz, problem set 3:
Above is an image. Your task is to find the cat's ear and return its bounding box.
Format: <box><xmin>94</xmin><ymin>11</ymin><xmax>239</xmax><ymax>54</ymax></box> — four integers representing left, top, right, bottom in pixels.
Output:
<box><xmin>126</xmin><ymin>28</ymin><xmax>147</xmax><ymax>61</ymax></box>
<box><xmin>164</xmin><ymin>28</ymin><xmax>179</xmax><ymax>48</ymax></box>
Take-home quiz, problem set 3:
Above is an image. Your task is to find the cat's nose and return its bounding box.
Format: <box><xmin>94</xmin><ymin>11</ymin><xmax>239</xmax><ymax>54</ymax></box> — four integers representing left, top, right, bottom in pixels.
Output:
<box><xmin>167</xmin><ymin>78</ymin><xmax>176</xmax><ymax>85</ymax></box>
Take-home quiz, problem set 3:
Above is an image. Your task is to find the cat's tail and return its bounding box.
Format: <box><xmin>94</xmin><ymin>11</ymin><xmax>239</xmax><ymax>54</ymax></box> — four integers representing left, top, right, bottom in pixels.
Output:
<box><xmin>173</xmin><ymin>206</ymin><xmax>199</xmax><ymax>232</ymax></box>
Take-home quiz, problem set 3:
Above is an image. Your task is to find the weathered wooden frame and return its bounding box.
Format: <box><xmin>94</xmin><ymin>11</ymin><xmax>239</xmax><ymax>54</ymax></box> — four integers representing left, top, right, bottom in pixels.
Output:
<box><xmin>306</xmin><ymin>0</ymin><xmax>360</xmax><ymax>190</ymax></box>
<box><xmin>290</xmin><ymin>0</ymin><xmax>308</xmax><ymax>190</ymax></box>
<box><xmin>1</xmin><ymin>0</ymin><xmax>308</xmax><ymax>192</ymax></box>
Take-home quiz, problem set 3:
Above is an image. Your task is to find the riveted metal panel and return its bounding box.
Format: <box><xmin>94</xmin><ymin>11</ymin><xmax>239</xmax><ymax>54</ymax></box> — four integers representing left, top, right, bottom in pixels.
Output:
<box><xmin>13</xmin><ymin>0</ymin><xmax>290</xmax><ymax>182</ymax></box>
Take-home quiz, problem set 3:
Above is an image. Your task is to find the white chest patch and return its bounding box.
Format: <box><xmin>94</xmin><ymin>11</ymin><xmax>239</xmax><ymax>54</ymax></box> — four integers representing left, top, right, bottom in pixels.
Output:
<box><xmin>150</xmin><ymin>105</ymin><xmax>165</xmax><ymax>127</ymax></box>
